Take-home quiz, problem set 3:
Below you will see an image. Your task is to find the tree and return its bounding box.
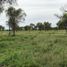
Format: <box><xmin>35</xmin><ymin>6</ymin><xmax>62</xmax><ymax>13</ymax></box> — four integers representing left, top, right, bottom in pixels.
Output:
<box><xmin>6</xmin><ymin>7</ymin><xmax>26</xmax><ymax>36</ymax></box>
<box><xmin>57</xmin><ymin>12</ymin><xmax>67</xmax><ymax>31</ymax></box>
<box><xmin>36</xmin><ymin>22</ymin><xmax>51</xmax><ymax>31</ymax></box>
<box><xmin>16</xmin><ymin>26</ymin><xmax>24</xmax><ymax>31</ymax></box>
<box><xmin>36</xmin><ymin>22</ymin><xmax>43</xmax><ymax>30</ymax></box>
<box><xmin>0</xmin><ymin>25</ymin><xmax>4</xmax><ymax>31</ymax></box>
<box><xmin>24</xmin><ymin>25</ymin><xmax>32</xmax><ymax>31</ymax></box>
<box><xmin>30</xmin><ymin>23</ymin><xmax>35</xmax><ymax>30</ymax></box>
<box><xmin>44</xmin><ymin>22</ymin><xmax>51</xmax><ymax>30</ymax></box>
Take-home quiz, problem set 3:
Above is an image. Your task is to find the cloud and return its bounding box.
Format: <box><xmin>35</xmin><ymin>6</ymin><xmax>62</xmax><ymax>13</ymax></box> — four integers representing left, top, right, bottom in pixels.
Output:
<box><xmin>18</xmin><ymin>0</ymin><xmax>67</xmax><ymax>27</ymax></box>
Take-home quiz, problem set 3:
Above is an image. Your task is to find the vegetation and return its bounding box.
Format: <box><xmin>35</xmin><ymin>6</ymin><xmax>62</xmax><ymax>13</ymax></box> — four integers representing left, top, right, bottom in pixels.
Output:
<box><xmin>0</xmin><ymin>31</ymin><xmax>67</xmax><ymax>67</ymax></box>
<box><xmin>0</xmin><ymin>0</ymin><xmax>16</xmax><ymax>13</ymax></box>
<box><xmin>0</xmin><ymin>25</ymin><xmax>4</xmax><ymax>31</ymax></box>
<box><xmin>23</xmin><ymin>22</ymin><xmax>51</xmax><ymax>31</ymax></box>
<box><xmin>57</xmin><ymin>11</ymin><xmax>67</xmax><ymax>31</ymax></box>
<box><xmin>6</xmin><ymin>7</ymin><xmax>26</xmax><ymax>36</ymax></box>
<box><xmin>0</xmin><ymin>0</ymin><xmax>67</xmax><ymax>67</ymax></box>
<box><xmin>0</xmin><ymin>0</ymin><xmax>16</xmax><ymax>5</ymax></box>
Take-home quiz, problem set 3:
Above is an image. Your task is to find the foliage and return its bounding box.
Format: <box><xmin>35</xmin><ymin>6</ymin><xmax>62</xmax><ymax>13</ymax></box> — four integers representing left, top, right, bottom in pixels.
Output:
<box><xmin>44</xmin><ymin>22</ymin><xmax>51</xmax><ymax>30</ymax></box>
<box><xmin>0</xmin><ymin>25</ymin><xmax>4</xmax><ymax>31</ymax></box>
<box><xmin>0</xmin><ymin>0</ymin><xmax>16</xmax><ymax>13</ymax></box>
<box><xmin>30</xmin><ymin>23</ymin><xmax>35</xmax><ymax>30</ymax></box>
<box><xmin>23</xmin><ymin>22</ymin><xmax>51</xmax><ymax>31</ymax></box>
<box><xmin>6</xmin><ymin>7</ymin><xmax>26</xmax><ymax>36</ymax></box>
<box><xmin>24</xmin><ymin>25</ymin><xmax>32</xmax><ymax>31</ymax></box>
<box><xmin>36</xmin><ymin>22</ymin><xmax>43</xmax><ymax>30</ymax></box>
<box><xmin>57</xmin><ymin>12</ymin><xmax>67</xmax><ymax>30</ymax></box>
<box><xmin>0</xmin><ymin>0</ymin><xmax>16</xmax><ymax>5</ymax></box>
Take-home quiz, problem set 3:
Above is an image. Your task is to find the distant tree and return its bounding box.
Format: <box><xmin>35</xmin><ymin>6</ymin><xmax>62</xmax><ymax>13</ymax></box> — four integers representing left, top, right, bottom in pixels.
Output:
<box><xmin>36</xmin><ymin>22</ymin><xmax>43</xmax><ymax>30</ymax></box>
<box><xmin>6</xmin><ymin>7</ymin><xmax>26</xmax><ymax>36</ymax></box>
<box><xmin>36</xmin><ymin>22</ymin><xmax>51</xmax><ymax>31</ymax></box>
<box><xmin>34</xmin><ymin>26</ymin><xmax>38</xmax><ymax>30</ymax></box>
<box><xmin>0</xmin><ymin>25</ymin><xmax>4</xmax><ymax>31</ymax></box>
<box><xmin>24</xmin><ymin>25</ymin><xmax>32</xmax><ymax>31</ymax></box>
<box><xmin>16</xmin><ymin>26</ymin><xmax>24</xmax><ymax>31</ymax></box>
<box><xmin>44</xmin><ymin>22</ymin><xmax>51</xmax><ymax>30</ymax></box>
<box><xmin>30</xmin><ymin>23</ymin><xmax>35</xmax><ymax>30</ymax></box>
<box><xmin>51</xmin><ymin>27</ymin><xmax>58</xmax><ymax>30</ymax></box>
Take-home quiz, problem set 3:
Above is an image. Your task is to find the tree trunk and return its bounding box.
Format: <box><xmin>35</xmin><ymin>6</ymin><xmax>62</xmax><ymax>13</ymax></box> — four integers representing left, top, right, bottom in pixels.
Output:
<box><xmin>65</xmin><ymin>26</ymin><xmax>67</xmax><ymax>33</ymax></box>
<box><xmin>12</xmin><ymin>24</ymin><xmax>16</xmax><ymax>36</ymax></box>
<box><xmin>9</xmin><ymin>25</ymin><xmax>11</xmax><ymax>36</ymax></box>
<box><xmin>13</xmin><ymin>29</ymin><xmax>15</xmax><ymax>36</ymax></box>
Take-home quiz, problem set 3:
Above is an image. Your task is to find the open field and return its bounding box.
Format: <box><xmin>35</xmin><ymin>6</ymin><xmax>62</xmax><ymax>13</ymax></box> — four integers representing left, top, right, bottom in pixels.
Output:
<box><xmin>0</xmin><ymin>30</ymin><xmax>67</xmax><ymax>67</ymax></box>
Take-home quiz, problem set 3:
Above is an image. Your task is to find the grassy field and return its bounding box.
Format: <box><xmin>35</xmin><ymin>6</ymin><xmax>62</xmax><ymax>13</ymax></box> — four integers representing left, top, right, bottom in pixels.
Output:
<box><xmin>0</xmin><ymin>30</ymin><xmax>67</xmax><ymax>67</ymax></box>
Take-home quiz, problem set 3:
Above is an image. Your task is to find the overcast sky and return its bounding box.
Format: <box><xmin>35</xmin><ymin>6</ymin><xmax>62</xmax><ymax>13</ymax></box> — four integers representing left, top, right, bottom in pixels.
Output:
<box><xmin>0</xmin><ymin>0</ymin><xmax>67</xmax><ymax>28</ymax></box>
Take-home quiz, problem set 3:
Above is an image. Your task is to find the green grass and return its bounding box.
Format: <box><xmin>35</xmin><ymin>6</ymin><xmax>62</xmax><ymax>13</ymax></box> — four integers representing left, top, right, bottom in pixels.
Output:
<box><xmin>0</xmin><ymin>30</ymin><xmax>67</xmax><ymax>67</ymax></box>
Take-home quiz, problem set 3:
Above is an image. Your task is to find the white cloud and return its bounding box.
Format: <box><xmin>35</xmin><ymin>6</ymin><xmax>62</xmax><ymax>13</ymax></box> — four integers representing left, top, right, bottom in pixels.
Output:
<box><xmin>18</xmin><ymin>0</ymin><xmax>67</xmax><ymax>27</ymax></box>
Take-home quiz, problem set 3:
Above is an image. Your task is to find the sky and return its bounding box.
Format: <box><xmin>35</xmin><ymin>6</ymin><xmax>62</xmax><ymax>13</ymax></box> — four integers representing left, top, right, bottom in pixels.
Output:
<box><xmin>0</xmin><ymin>0</ymin><xmax>67</xmax><ymax>28</ymax></box>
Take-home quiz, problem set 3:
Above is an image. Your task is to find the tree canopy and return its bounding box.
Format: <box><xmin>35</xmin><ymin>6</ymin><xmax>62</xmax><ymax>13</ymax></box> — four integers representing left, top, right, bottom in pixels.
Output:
<box><xmin>57</xmin><ymin>12</ymin><xmax>67</xmax><ymax>30</ymax></box>
<box><xmin>6</xmin><ymin>7</ymin><xmax>26</xmax><ymax>36</ymax></box>
<box><xmin>0</xmin><ymin>0</ymin><xmax>17</xmax><ymax>13</ymax></box>
<box><xmin>0</xmin><ymin>0</ymin><xmax>16</xmax><ymax>5</ymax></box>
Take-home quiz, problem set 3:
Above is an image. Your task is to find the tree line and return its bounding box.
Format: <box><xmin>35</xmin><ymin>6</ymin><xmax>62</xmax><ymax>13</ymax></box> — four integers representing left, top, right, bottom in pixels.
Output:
<box><xmin>20</xmin><ymin>22</ymin><xmax>51</xmax><ymax>31</ymax></box>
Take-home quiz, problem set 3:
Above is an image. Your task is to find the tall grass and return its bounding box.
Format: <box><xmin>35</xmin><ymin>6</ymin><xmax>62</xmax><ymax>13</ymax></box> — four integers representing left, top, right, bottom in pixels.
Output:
<box><xmin>0</xmin><ymin>30</ymin><xmax>67</xmax><ymax>67</ymax></box>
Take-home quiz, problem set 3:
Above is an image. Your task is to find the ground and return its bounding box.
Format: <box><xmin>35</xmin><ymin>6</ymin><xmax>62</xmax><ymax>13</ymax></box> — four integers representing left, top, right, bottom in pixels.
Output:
<box><xmin>0</xmin><ymin>30</ymin><xmax>67</xmax><ymax>67</ymax></box>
